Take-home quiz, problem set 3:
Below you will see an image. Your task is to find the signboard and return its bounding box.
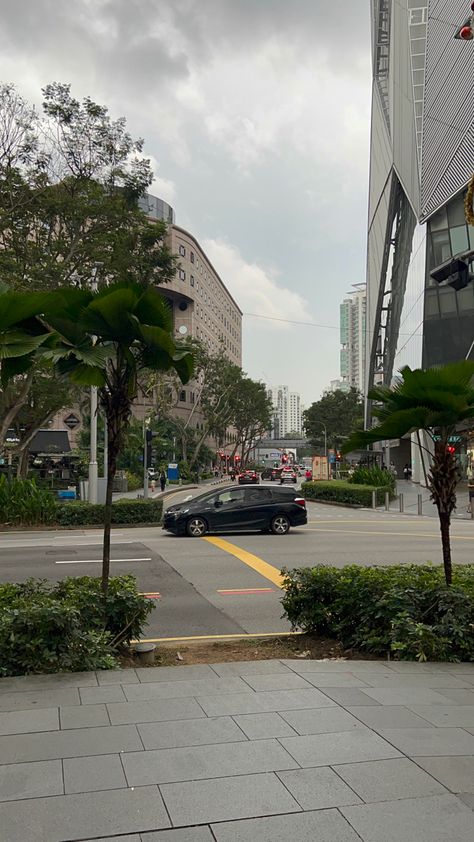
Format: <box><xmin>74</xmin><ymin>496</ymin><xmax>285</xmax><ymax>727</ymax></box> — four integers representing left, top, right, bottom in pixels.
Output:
<box><xmin>167</xmin><ymin>462</ymin><xmax>179</xmax><ymax>481</ymax></box>
<box><xmin>312</xmin><ymin>455</ymin><xmax>329</xmax><ymax>480</ymax></box>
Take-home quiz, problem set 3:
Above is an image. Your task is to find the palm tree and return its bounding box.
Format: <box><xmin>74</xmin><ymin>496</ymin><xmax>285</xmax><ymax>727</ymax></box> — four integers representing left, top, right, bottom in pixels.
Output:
<box><xmin>0</xmin><ymin>282</ymin><xmax>193</xmax><ymax>595</ymax></box>
<box><xmin>343</xmin><ymin>362</ymin><xmax>474</xmax><ymax>585</ymax></box>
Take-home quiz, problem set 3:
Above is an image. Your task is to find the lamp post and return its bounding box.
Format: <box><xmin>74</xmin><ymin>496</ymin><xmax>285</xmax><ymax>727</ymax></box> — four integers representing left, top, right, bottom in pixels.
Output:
<box><xmin>88</xmin><ymin>266</ymin><xmax>100</xmax><ymax>503</ymax></box>
<box><xmin>318</xmin><ymin>424</ymin><xmax>328</xmax><ymax>478</ymax></box>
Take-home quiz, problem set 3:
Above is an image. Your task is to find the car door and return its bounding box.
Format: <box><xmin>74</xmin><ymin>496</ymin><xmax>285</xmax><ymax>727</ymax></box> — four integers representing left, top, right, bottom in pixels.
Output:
<box><xmin>243</xmin><ymin>487</ymin><xmax>273</xmax><ymax>528</ymax></box>
<box><xmin>209</xmin><ymin>488</ymin><xmax>247</xmax><ymax>530</ymax></box>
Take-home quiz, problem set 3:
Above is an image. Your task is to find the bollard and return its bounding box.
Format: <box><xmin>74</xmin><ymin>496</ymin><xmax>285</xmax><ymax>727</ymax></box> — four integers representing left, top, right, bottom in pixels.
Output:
<box><xmin>372</xmin><ymin>490</ymin><xmax>376</xmax><ymax>509</ymax></box>
<box><xmin>385</xmin><ymin>491</ymin><xmax>390</xmax><ymax>511</ymax></box>
<box><xmin>133</xmin><ymin>642</ymin><xmax>156</xmax><ymax>666</ymax></box>
<box><xmin>417</xmin><ymin>493</ymin><xmax>423</xmax><ymax>516</ymax></box>
<box><xmin>399</xmin><ymin>493</ymin><xmax>404</xmax><ymax>513</ymax></box>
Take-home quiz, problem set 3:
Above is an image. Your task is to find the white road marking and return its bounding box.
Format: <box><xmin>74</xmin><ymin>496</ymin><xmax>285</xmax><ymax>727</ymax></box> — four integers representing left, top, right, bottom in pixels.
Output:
<box><xmin>55</xmin><ymin>557</ymin><xmax>152</xmax><ymax>565</ymax></box>
<box><xmin>0</xmin><ymin>540</ymin><xmax>136</xmax><ymax>549</ymax></box>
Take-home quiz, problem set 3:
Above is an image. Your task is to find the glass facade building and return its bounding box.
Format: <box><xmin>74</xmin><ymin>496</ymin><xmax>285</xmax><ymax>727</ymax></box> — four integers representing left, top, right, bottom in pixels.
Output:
<box><xmin>366</xmin><ymin>1</ymin><xmax>474</xmax><ymax>477</ymax></box>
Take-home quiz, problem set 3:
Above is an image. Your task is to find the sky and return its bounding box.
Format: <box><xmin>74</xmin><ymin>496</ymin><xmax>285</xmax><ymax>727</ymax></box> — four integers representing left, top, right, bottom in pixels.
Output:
<box><xmin>0</xmin><ymin>0</ymin><xmax>372</xmax><ymax>406</ymax></box>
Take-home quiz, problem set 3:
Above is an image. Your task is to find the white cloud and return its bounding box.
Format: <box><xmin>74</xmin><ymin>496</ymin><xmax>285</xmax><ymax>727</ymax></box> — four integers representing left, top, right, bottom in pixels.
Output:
<box><xmin>202</xmin><ymin>237</ymin><xmax>309</xmax><ymax>328</ymax></box>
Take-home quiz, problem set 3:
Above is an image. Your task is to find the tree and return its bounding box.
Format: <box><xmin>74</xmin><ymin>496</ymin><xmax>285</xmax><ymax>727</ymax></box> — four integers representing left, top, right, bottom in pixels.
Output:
<box><xmin>303</xmin><ymin>388</ymin><xmax>363</xmax><ymax>451</ymax></box>
<box><xmin>231</xmin><ymin>378</ymin><xmax>273</xmax><ymax>466</ymax></box>
<box><xmin>0</xmin><ymin>282</ymin><xmax>193</xmax><ymax>595</ymax></box>
<box><xmin>342</xmin><ymin>362</ymin><xmax>474</xmax><ymax>586</ymax></box>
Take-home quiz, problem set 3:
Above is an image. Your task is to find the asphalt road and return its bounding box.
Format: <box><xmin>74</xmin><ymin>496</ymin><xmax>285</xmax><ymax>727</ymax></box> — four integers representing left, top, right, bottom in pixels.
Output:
<box><xmin>2</xmin><ymin>483</ymin><xmax>474</xmax><ymax>641</ymax></box>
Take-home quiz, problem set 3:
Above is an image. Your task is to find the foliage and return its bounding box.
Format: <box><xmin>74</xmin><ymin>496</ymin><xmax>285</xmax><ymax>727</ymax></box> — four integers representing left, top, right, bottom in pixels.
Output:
<box><xmin>124</xmin><ymin>470</ymin><xmax>141</xmax><ymax>491</ymax></box>
<box><xmin>55</xmin><ymin>499</ymin><xmax>163</xmax><ymax>527</ymax></box>
<box><xmin>0</xmin><ymin>476</ymin><xmax>56</xmax><ymax>526</ymax></box>
<box><xmin>302</xmin><ymin>480</ymin><xmax>390</xmax><ymax>507</ymax></box>
<box><xmin>281</xmin><ymin>564</ymin><xmax>474</xmax><ymax>661</ymax></box>
<box><xmin>343</xmin><ymin>362</ymin><xmax>474</xmax><ymax>585</ymax></box>
<box><xmin>0</xmin><ymin>575</ymin><xmax>152</xmax><ymax>676</ymax></box>
<box><xmin>303</xmin><ymin>388</ymin><xmax>363</xmax><ymax>452</ymax></box>
<box><xmin>231</xmin><ymin>377</ymin><xmax>273</xmax><ymax>466</ymax></box>
<box><xmin>348</xmin><ymin>465</ymin><xmax>396</xmax><ymax>496</ymax></box>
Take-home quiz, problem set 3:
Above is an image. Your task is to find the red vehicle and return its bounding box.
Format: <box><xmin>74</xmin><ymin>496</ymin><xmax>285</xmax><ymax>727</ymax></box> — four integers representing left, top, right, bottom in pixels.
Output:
<box><xmin>238</xmin><ymin>469</ymin><xmax>259</xmax><ymax>485</ymax></box>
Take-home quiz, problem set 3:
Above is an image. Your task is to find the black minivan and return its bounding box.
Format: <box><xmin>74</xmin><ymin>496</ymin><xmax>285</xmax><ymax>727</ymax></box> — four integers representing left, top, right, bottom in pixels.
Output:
<box><xmin>163</xmin><ymin>484</ymin><xmax>307</xmax><ymax>537</ymax></box>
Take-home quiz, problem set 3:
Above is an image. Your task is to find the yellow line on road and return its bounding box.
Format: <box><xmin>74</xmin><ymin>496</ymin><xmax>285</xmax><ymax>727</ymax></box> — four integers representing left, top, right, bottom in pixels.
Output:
<box><xmin>134</xmin><ymin>631</ymin><xmax>302</xmax><ymax>643</ymax></box>
<box><xmin>203</xmin><ymin>535</ymin><xmax>285</xmax><ymax>588</ymax></box>
<box><xmin>306</xmin><ymin>527</ymin><xmax>474</xmax><ymax>541</ymax></box>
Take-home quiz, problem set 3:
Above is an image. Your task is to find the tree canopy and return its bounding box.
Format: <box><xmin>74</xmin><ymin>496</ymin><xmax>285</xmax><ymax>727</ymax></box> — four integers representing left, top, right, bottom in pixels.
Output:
<box><xmin>303</xmin><ymin>388</ymin><xmax>363</xmax><ymax>452</ymax></box>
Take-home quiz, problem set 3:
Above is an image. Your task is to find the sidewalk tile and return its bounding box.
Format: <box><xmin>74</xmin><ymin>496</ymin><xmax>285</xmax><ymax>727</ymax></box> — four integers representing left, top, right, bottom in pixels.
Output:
<box><xmin>362</xmin><ymin>674</ymin><xmax>471</xmax><ymax>689</ymax></box>
<box><xmin>319</xmin><ymin>687</ymin><xmax>381</xmax><ymax>707</ymax></box>
<box><xmin>0</xmin><ymin>759</ymin><xmax>63</xmax><ymax>802</ymax></box>
<box><xmin>80</xmin><ymin>685</ymin><xmax>127</xmax><ymax>704</ymax></box>
<box><xmin>211</xmin><ymin>808</ymin><xmax>361</xmax><ymax>841</ymax></box>
<box><xmin>378</xmin><ymin>727</ymin><xmax>474</xmax><ymax>756</ymax></box>
<box><xmin>415</xmin><ymin>757</ymin><xmax>474</xmax><ymax>793</ymax></box>
<box><xmin>341</xmin><ymin>794</ymin><xmax>474</xmax><ymax>842</ymax></box>
<box><xmin>160</xmin><ymin>772</ymin><xmax>300</xmax><ymax>825</ymax></box>
<box><xmin>408</xmin><ymin>705</ymin><xmax>474</xmax><ymax>728</ymax></box>
<box><xmin>436</xmin><ymin>689</ymin><xmax>474</xmax><ymax>705</ymax></box>
<box><xmin>335</xmin><ymin>757</ymin><xmax>447</xmax><ymax>802</ymax></box>
<box><xmin>240</xmin><ymin>673</ymin><xmax>314</xmax><ymax>692</ymax></box>
<box><xmin>123</xmin><ymin>738</ymin><xmax>297</xmax><ymax>786</ymax></box>
<box><xmin>80</xmin><ymin>837</ymin><xmax>139</xmax><ymax>842</ymax></box>
<box><xmin>277</xmin><ymin>766</ymin><xmax>362</xmax><ymax>809</ymax></box>
<box><xmin>138</xmin><ymin>716</ymin><xmax>246</xmax><ymax>749</ymax></box>
<box><xmin>210</xmin><ymin>660</ymin><xmax>292</xmax><ymax>677</ymax></box>
<box><xmin>361</xmin><ymin>687</ymin><xmax>455</xmax><ymax>705</ymax></box>
<box><xmin>280</xmin><ymin>730</ymin><xmax>401</xmax><ymax>767</ymax></box>
<box><xmin>60</xmin><ymin>704</ymin><xmax>109</xmax><ymax>729</ymax></box>
<box><xmin>459</xmin><ymin>793</ymin><xmax>474</xmax><ymax>808</ymax></box>
<box><xmin>302</xmin><ymin>674</ymin><xmax>370</xmax><ymax>688</ymax></box>
<box><xmin>63</xmin><ymin>754</ymin><xmax>127</xmax><ymax>793</ymax></box>
<box><xmin>347</xmin><ymin>705</ymin><xmax>435</xmax><ymax>730</ymax></box>
<box><xmin>136</xmin><ymin>664</ymin><xmax>217</xmax><ymax>682</ymax></box>
<box><xmin>282</xmin><ymin>659</ymin><xmax>391</xmax><ymax>674</ymax></box>
<box><xmin>197</xmin><ymin>688</ymin><xmax>336</xmax><ymax>716</ymax></box>
<box><xmin>107</xmin><ymin>697</ymin><xmax>205</xmax><ymax>726</ymax></box>
<box><xmin>0</xmin><ymin>723</ymin><xmax>142</xmax><ymax>763</ymax></box>
<box><xmin>124</xmin><ymin>677</ymin><xmax>249</xmax><ymax>701</ymax></box>
<box><xmin>0</xmin><ymin>688</ymin><xmax>80</xmax><ymax>712</ymax></box>
<box><xmin>232</xmin><ymin>713</ymin><xmax>296</xmax><ymax>739</ymax></box>
<box><xmin>279</xmin><ymin>707</ymin><xmax>365</xmax><ymax>735</ymax></box>
<box><xmin>0</xmin><ymin>672</ymin><xmax>97</xmax><ymax>692</ymax></box>
<box><xmin>0</xmin><ymin>707</ymin><xmax>59</xmax><ymax>736</ymax></box>
<box><xmin>96</xmin><ymin>669</ymin><xmax>139</xmax><ymax>685</ymax></box>
<box><xmin>0</xmin><ymin>785</ymin><xmax>169</xmax><ymax>842</ymax></box>
<box><xmin>142</xmin><ymin>830</ymin><xmax>214</xmax><ymax>841</ymax></box>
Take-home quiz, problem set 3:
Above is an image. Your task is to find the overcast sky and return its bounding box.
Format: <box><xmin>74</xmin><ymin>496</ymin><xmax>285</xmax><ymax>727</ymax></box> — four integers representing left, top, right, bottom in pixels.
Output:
<box><xmin>0</xmin><ymin>0</ymin><xmax>371</xmax><ymax>406</ymax></box>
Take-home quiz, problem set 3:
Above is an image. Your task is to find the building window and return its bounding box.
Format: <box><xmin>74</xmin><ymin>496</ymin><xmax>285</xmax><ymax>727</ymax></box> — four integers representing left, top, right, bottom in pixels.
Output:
<box><xmin>179</xmin><ymin>269</ymin><xmax>186</xmax><ymax>281</ymax></box>
<box><xmin>179</xmin><ymin>390</ymin><xmax>186</xmax><ymax>402</ymax></box>
<box><xmin>190</xmin><ymin>391</ymin><xmax>195</xmax><ymax>403</ymax></box>
<box><xmin>190</xmin><ymin>274</ymin><xmax>194</xmax><ymax>286</ymax></box>
<box><xmin>190</xmin><ymin>251</ymin><xmax>195</xmax><ymax>263</ymax></box>
<box><xmin>178</xmin><ymin>245</ymin><xmax>186</xmax><ymax>257</ymax></box>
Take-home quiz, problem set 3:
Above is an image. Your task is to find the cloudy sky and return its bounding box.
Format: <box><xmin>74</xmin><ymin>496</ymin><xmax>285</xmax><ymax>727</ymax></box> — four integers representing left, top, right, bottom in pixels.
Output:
<box><xmin>0</xmin><ymin>0</ymin><xmax>371</xmax><ymax>405</ymax></box>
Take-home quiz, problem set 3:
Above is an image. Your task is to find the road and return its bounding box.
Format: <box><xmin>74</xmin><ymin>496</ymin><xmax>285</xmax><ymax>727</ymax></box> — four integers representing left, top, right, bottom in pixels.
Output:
<box><xmin>2</xmin><ymin>481</ymin><xmax>473</xmax><ymax>642</ymax></box>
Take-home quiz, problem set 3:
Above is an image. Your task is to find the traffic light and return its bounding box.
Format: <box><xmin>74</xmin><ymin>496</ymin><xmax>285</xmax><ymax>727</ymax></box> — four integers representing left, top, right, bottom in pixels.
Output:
<box><xmin>447</xmin><ymin>445</ymin><xmax>456</xmax><ymax>455</ymax></box>
<box><xmin>281</xmin><ymin>453</ymin><xmax>288</xmax><ymax>463</ymax></box>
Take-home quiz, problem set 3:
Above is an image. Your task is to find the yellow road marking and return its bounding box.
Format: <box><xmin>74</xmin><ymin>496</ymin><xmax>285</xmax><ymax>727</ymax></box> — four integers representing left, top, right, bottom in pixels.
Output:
<box><xmin>133</xmin><ymin>631</ymin><xmax>302</xmax><ymax>643</ymax></box>
<box><xmin>305</xmin><ymin>527</ymin><xmax>474</xmax><ymax>542</ymax></box>
<box><xmin>203</xmin><ymin>535</ymin><xmax>284</xmax><ymax>588</ymax></box>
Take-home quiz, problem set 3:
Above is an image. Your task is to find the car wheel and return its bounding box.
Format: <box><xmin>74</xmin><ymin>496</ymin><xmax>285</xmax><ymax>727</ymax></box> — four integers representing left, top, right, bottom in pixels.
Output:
<box><xmin>186</xmin><ymin>517</ymin><xmax>208</xmax><ymax>537</ymax></box>
<box><xmin>270</xmin><ymin>514</ymin><xmax>290</xmax><ymax>535</ymax></box>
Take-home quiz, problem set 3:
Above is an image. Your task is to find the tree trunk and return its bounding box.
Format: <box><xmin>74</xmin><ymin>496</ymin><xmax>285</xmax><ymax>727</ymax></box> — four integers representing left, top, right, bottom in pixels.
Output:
<box><xmin>429</xmin><ymin>440</ymin><xmax>458</xmax><ymax>587</ymax></box>
<box><xmin>439</xmin><ymin>512</ymin><xmax>452</xmax><ymax>586</ymax></box>
<box><xmin>16</xmin><ymin>447</ymin><xmax>29</xmax><ymax>479</ymax></box>
<box><xmin>101</xmin><ymin>413</ymin><xmax>124</xmax><ymax>597</ymax></box>
<box><xmin>0</xmin><ymin>372</ymin><xmax>34</xmax><ymax>449</ymax></box>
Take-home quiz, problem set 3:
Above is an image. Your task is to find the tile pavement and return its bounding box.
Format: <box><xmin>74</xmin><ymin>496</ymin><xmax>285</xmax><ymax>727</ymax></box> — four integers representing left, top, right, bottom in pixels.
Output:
<box><xmin>0</xmin><ymin>659</ymin><xmax>474</xmax><ymax>840</ymax></box>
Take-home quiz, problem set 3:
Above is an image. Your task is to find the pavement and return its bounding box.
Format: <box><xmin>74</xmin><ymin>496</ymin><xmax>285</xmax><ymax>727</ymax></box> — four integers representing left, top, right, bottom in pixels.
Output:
<box><xmin>1</xmin><ymin>659</ymin><xmax>474</xmax><ymax>841</ymax></box>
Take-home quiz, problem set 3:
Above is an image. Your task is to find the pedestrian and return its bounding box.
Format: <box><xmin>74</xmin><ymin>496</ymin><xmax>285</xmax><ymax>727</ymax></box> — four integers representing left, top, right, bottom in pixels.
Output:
<box><xmin>390</xmin><ymin>461</ymin><xmax>397</xmax><ymax>478</ymax></box>
<box><xmin>159</xmin><ymin>470</ymin><xmax>166</xmax><ymax>493</ymax></box>
<box><xmin>467</xmin><ymin>464</ymin><xmax>474</xmax><ymax>514</ymax></box>
<box><xmin>403</xmin><ymin>463</ymin><xmax>410</xmax><ymax>481</ymax></box>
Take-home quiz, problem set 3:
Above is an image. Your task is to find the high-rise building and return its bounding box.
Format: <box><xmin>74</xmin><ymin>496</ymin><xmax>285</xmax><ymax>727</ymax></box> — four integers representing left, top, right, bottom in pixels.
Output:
<box><xmin>340</xmin><ymin>284</ymin><xmax>366</xmax><ymax>394</ymax></box>
<box><xmin>365</xmin><ymin>1</ymin><xmax>474</xmax><ymax>477</ymax></box>
<box><xmin>268</xmin><ymin>386</ymin><xmax>303</xmax><ymax>436</ymax></box>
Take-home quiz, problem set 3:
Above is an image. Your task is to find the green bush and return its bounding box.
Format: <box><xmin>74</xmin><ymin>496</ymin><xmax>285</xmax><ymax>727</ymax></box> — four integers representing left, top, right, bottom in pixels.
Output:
<box><xmin>55</xmin><ymin>498</ymin><xmax>163</xmax><ymax>526</ymax></box>
<box><xmin>302</xmin><ymin>480</ymin><xmax>390</xmax><ymax>507</ymax></box>
<box><xmin>0</xmin><ymin>476</ymin><xmax>56</xmax><ymax>526</ymax></box>
<box><xmin>349</xmin><ymin>465</ymin><xmax>396</xmax><ymax>496</ymax></box>
<box><xmin>281</xmin><ymin>564</ymin><xmax>474</xmax><ymax>661</ymax></box>
<box><xmin>0</xmin><ymin>575</ymin><xmax>153</xmax><ymax>676</ymax></box>
<box><xmin>124</xmin><ymin>471</ymin><xmax>142</xmax><ymax>491</ymax></box>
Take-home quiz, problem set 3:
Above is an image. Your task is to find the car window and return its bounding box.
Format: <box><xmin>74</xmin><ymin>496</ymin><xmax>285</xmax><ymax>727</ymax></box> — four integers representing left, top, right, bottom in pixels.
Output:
<box><xmin>216</xmin><ymin>488</ymin><xmax>246</xmax><ymax>505</ymax></box>
<box><xmin>244</xmin><ymin>487</ymin><xmax>272</xmax><ymax>503</ymax></box>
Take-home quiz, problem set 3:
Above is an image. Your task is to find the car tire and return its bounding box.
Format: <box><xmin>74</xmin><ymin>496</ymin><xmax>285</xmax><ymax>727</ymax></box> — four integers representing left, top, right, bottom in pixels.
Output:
<box><xmin>270</xmin><ymin>514</ymin><xmax>290</xmax><ymax>535</ymax></box>
<box><xmin>186</xmin><ymin>517</ymin><xmax>208</xmax><ymax>537</ymax></box>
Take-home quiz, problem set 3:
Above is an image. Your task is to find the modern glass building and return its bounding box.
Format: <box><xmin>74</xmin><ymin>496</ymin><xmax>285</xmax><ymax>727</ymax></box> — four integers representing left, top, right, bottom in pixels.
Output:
<box><xmin>366</xmin><ymin>1</ymin><xmax>474</xmax><ymax>477</ymax></box>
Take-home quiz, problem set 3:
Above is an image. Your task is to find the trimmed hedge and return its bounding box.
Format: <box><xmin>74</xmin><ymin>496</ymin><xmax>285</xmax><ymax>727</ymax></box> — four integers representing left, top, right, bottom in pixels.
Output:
<box><xmin>55</xmin><ymin>498</ymin><xmax>163</xmax><ymax>527</ymax></box>
<box><xmin>302</xmin><ymin>480</ymin><xmax>390</xmax><ymax>507</ymax></box>
<box><xmin>0</xmin><ymin>575</ymin><xmax>153</xmax><ymax>676</ymax></box>
<box><xmin>281</xmin><ymin>564</ymin><xmax>474</xmax><ymax>662</ymax></box>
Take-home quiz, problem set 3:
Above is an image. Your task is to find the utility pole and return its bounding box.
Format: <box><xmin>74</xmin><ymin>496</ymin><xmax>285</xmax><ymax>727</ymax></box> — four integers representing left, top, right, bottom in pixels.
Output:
<box><xmin>88</xmin><ymin>266</ymin><xmax>99</xmax><ymax>503</ymax></box>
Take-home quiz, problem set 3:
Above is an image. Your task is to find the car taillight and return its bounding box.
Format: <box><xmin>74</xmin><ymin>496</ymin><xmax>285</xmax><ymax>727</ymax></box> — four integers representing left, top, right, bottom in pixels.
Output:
<box><xmin>294</xmin><ymin>497</ymin><xmax>306</xmax><ymax>507</ymax></box>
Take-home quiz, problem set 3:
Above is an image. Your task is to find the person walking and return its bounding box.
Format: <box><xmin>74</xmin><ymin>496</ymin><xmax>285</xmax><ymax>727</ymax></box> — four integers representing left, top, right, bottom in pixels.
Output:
<box><xmin>403</xmin><ymin>463</ymin><xmax>411</xmax><ymax>481</ymax></box>
<box><xmin>159</xmin><ymin>470</ymin><xmax>166</xmax><ymax>493</ymax></box>
<box><xmin>467</xmin><ymin>464</ymin><xmax>474</xmax><ymax>515</ymax></box>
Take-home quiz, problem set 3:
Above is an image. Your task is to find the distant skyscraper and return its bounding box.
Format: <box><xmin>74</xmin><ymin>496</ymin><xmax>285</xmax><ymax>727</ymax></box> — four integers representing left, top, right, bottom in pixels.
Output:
<box><xmin>340</xmin><ymin>284</ymin><xmax>366</xmax><ymax>394</ymax></box>
<box><xmin>268</xmin><ymin>386</ymin><xmax>303</xmax><ymax>436</ymax></box>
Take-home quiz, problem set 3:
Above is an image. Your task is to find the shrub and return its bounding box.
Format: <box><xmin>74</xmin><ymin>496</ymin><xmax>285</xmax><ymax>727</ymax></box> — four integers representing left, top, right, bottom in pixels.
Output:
<box><xmin>124</xmin><ymin>471</ymin><xmax>142</xmax><ymax>491</ymax></box>
<box><xmin>281</xmin><ymin>563</ymin><xmax>474</xmax><ymax>661</ymax></box>
<box><xmin>0</xmin><ymin>476</ymin><xmax>56</xmax><ymax>526</ymax></box>
<box><xmin>55</xmin><ymin>498</ymin><xmax>163</xmax><ymax>527</ymax></box>
<box><xmin>302</xmin><ymin>480</ymin><xmax>390</xmax><ymax>507</ymax></box>
<box><xmin>0</xmin><ymin>575</ymin><xmax>153</xmax><ymax>676</ymax></box>
<box><xmin>349</xmin><ymin>465</ymin><xmax>396</xmax><ymax>497</ymax></box>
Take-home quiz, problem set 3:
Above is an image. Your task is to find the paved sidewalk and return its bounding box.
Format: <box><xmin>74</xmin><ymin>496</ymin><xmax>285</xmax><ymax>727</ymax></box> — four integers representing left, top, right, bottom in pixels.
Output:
<box><xmin>1</xmin><ymin>660</ymin><xmax>474</xmax><ymax>840</ymax></box>
<box><xmin>379</xmin><ymin>480</ymin><xmax>472</xmax><ymax>520</ymax></box>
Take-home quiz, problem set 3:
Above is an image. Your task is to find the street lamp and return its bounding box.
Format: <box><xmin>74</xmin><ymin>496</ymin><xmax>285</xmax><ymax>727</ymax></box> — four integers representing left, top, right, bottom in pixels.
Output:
<box><xmin>88</xmin><ymin>265</ymin><xmax>100</xmax><ymax>503</ymax></box>
<box><xmin>317</xmin><ymin>424</ymin><xmax>328</xmax><ymax>478</ymax></box>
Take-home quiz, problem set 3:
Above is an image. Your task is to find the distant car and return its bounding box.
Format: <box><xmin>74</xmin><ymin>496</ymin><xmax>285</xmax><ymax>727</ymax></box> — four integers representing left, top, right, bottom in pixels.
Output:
<box><xmin>260</xmin><ymin>467</ymin><xmax>274</xmax><ymax>480</ymax></box>
<box><xmin>162</xmin><ymin>484</ymin><xmax>307</xmax><ymax>536</ymax></box>
<box><xmin>280</xmin><ymin>467</ymin><xmax>297</xmax><ymax>484</ymax></box>
<box><xmin>238</xmin><ymin>470</ymin><xmax>259</xmax><ymax>485</ymax></box>
<box><xmin>270</xmin><ymin>467</ymin><xmax>282</xmax><ymax>481</ymax></box>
